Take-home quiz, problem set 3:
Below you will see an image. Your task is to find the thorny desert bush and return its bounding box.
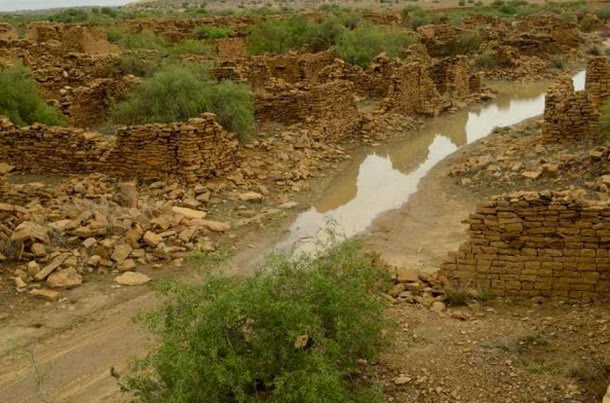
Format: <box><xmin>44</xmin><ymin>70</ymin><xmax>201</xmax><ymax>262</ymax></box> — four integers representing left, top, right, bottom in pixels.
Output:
<box><xmin>121</xmin><ymin>240</ymin><xmax>391</xmax><ymax>402</ymax></box>
<box><xmin>110</xmin><ymin>64</ymin><xmax>254</xmax><ymax>141</ymax></box>
<box><xmin>0</xmin><ymin>64</ymin><xmax>64</xmax><ymax>126</ymax></box>
<box><xmin>335</xmin><ymin>24</ymin><xmax>416</xmax><ymax>68</ymax></box>
<box><xmin>246</xmin><ymin>16</ymin><xmax>344</xmax><ymax>55</ymax></box>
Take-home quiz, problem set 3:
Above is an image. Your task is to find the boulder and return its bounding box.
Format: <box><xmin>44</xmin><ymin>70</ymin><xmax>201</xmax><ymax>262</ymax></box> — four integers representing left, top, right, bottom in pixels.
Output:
<box><xmin>115</xmin><ymin>271</ymin><xmax>151</xmax><ymax>286</ymax></box>
<box><xmin>46</xmin><ymin>267</ymin><xmax>83</xmax><ymax>288</ymax></box>
<box><xmin>171</xmin><ymin>206</ymin><xmax>206</xmax><ymax>220</ymax></box>
<box><xmin>30</xmin><ymin>288</ymin><xmax>60</xmax><ymax>301</ymax></box>
<box><xmin>10</xmin><ymin>221</ymin><xmax>50</xmax><ymax>244</ymax></box>
<box><xmin>239</xmin><ymin>192</ymin><xmax>264</xmax><ymax>202</ymax></box>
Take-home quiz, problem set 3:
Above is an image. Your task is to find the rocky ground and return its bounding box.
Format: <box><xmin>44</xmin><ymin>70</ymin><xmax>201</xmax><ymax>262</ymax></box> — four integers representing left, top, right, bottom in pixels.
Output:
<box><xmin>363</xmin><ymin>111</ymin><xmax>610</xmax><ymax>403</ymax></box>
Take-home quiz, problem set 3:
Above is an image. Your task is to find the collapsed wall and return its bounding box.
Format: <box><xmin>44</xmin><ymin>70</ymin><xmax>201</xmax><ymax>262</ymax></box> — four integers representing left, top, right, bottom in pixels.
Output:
<box><xmin>440</xmin><ymin>190</ymin><xmax>610</xmax><ymax>300</ymax></box>
<box><xmin>382</xmin><ymin>62</ymin><xmax>443</xmax><ymax>116</ymax></box>
<box><xmin>543</xmin><ymin>56</ymin><xmax>610</xmax><ymax>141</ymax></box>
<box><xmin>0</xmin><ymin>114</ymin><xmax>239</xmax><ymax>183</ymax></box>
<box><xmin>255</xmin><ymin>80</ymin><xmax>363</xmax><ymax>140</ymax></box>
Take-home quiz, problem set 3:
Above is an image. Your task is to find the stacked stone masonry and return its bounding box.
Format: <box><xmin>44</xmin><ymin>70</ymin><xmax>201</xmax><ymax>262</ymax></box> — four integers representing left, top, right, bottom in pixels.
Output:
<box><xmin>440</xmin><ymin>191</ymin><xmax>610</xmax><ymax>300</ymax></box>
<box><xmin>0</xmin><ymin>114</ymin><xmax>238</xmax><ymax>183</ymax></box>
<box><xmin>543</xmin><ymin>56</ymin><xmax>610</xmax><ymax>141</ymax></box>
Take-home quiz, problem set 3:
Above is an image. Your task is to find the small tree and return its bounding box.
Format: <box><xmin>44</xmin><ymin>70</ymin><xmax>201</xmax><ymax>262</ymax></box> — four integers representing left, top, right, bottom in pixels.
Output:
<box><xmin>121</xmin><ymin>240</ymin><xmax>391</xmax><ymax>402</ymax></box>
<box><xmin>110</xmin><ymin>64</ymin><xmax>255</xmax><ymax>142</ymax></box>
<box><xmin>335</xmin><ymin>24</ymin><xmax>416</xmax><ymax>68</ymax></box>
<box><xmin>0</xmin><ymin>64</ymin><xmax>64</xmax><ymax>126</ymax></box>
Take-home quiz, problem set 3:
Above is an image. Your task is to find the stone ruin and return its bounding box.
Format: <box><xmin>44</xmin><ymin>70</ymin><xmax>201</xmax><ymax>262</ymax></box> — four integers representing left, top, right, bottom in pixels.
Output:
<box><xmin>0</xmin><ymin>114</ymin><xmax>239</xmax><ymax>183</ymax></box>
<box><xmin>440</xmin><ymin>190</ymin><xmax>610</xmax><ymax>300</ymax></box>
<box><xmin>543</xmin><ymin>56</ymin><xmax>610</xmax><ymax>141</ymax></box>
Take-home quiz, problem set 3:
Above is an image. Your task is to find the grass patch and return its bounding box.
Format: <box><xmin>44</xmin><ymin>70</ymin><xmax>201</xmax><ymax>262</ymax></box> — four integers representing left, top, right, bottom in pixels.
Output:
<box><xmin>119</xmin><ymin>240</ymin><xmax>391</xmax><ymax>402</ymax></box>
<box><xmin>334</xmin><ymin>24</ymin><xmax>416</xmax><ymax>68</ymax></box>
<box><xmin>110</xmin><ymin>64</ymin><xmax>254</xmax><ymax>141</ymax></box>
<box><xmin>477</xmin><ymin>49</ymin><xmax>498</xmax><ymax>69</ymax></box>
<box><xmin>0</xmin><ymin>64</ymin><xmax>64</xmax><ymax>127</ymax></box>
<box><xmin>194</xmin><ymin>25</ymin><xmax>233</xmax><ymax>40</ymax></box>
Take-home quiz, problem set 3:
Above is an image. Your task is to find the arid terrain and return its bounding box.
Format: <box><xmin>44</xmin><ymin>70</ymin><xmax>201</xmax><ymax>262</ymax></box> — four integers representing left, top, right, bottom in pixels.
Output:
<box><xmin>0</xmin><ymin>0</ymin><xmax>610</xmax><ymax>402</ymax></box>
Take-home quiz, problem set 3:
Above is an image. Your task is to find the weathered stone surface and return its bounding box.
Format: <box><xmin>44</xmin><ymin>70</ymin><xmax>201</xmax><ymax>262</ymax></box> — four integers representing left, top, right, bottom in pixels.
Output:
<box><xmin>440</xmin><ymin>190</ymin><xmax>610</xmax><ymax>300</ymax></box>
<box><xmin>111</xmin><ymin>244</ymin><xmax>133</xmax><ymax>263</ymax></box>
<box><xmin>10</xmin><ymin>222</ymin><xmax>50</xmax><ymax>244</ymax></box>
<box><xmin>197</xmin><ymin>219</ymin><xmax>231</xmax><ymax>232</ymax></box>
<box><xmin>396</xmin><ymin>268</ymin><xmax>420</xmax><ymax>283</ymax></box>
<box><xmin>46</xmin><ymin>267</ymin><xmax>83</xmax><ymax>288</ymax></box>
<box><xmin>114</xmin><ymin>271</ymin><xmax>151</xmax><ymax>286</ymax></box>
<box><xmin>34</xmin><ymin>253</ymin><xmax>70</xmax><ymax>281</ymax></box>
<box><xmin>239</xmin><ymin>192</ymin><xmax>264</xmax><ymax>202</ymax></box>
<box><xmin>30</xmin><ymin>288</ymin><xmax>60</xmax><ymax>301</ymax></box>
<box><xmin>143</xmin><ymin>231</ymin><xmax>162</xmax><ymax>247</ymax></box>
<box><xmin>171</xmin><ymin>206</ymin><xmax>207</xmax><ymax>220</ymax></box>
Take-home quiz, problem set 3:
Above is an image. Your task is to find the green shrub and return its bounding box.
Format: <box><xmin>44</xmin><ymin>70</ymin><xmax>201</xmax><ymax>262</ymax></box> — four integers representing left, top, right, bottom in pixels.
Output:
<box><xmin>111</xmin><ymin>29</ymin><xmax>212</xmax><ymax>57</ymax></box>
<box><xmin>597</xmin><ymin>7</ymin><xmax>610</xmax><ymax>20</ymax></box>
<box><xmin>194</xmin><ymin>25</ymin><xmax>233</xmax><ymax>39</ymax></box>
<box><xmin>247</xmin><ymin>16</ymin><xmax>344</xmax><ymax>55</ymax></box>
<box><xmin>551</xmin><ymin>56</ymin><xmax>566</xmax><ymax>70</ymax></box>
<box><xmin>110</xmin><ymin>65</ymin><xmax>254</xmax><ymax>141</ymax></box>
<box><xmin>0</xmin><ymin>65</ymin><xmax>63</xmax><ymax>126</ymax></box>
<box><xmin>48</xmin><ymin>8</ymin><xmax>90</xmax><ymax>23</ymax></box>
<box><xmin>121</xmin><ymin>240</ymin><xmax>390</xmax><ymax>402</ymax></box>
<box><xmin>335</xmin><ymin>24</ymin><xmax>416</xmax><ymax>68</ymax></box>
<box><xmin>477</xmin><ymin>49</ymin><xmax>498</xmax><ymax>69</ymax></box>
<box><xmin>451</xmin><ymin>31</ymin><xmax>482</xmax><ymax>54</ymax></box>
<box><xmin>111</xmin><ymin>51</ymin><xmax>162</xmax><ymax>77</ymax></box>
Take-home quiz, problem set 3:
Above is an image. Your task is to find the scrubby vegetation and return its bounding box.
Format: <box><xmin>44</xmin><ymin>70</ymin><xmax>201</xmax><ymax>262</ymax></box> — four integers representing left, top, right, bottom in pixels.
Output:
<box><xmin>109</xmin><ymin>29</ymin><xmax>212</xmax><ymax>56</ymax></box>
<box><xmin>120</xmin><ymin>240</ymin><xmax>391</xmax><ymax>402</ymax></box>
<box><xmin>110</xmin><ymin>64</ymin><xmax>254</xmax><ymax>141</ymax></box>
<box><xmin>246</xmin><ymin>16</ymin><xmax>345</xmax><ymax>55</ymax></box>
<box><xmin>194</xmin><ymin>25</ymin><xmax>233</xmax><ymax>39</ymax></box>
<box><xmin>0</xmin><ymin>64</ymin><xmax>64</xmax><ymax>126</ymax></box>
<box><xmin>335</xmin><ymin>24</ymin><xmax>416</xmax><ymax>68</ymax></box>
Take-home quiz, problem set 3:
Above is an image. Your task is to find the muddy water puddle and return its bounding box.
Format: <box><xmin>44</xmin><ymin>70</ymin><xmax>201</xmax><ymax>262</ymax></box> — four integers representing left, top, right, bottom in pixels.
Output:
<box><xmin>279</xmin><ymin>71</ymin><xmax>585</xmax><ymax>252</ymax></box>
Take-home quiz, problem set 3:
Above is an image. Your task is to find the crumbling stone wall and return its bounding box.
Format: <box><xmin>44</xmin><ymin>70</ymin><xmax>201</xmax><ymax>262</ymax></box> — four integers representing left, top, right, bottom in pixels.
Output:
<box><xmin>0</xmin><ymin>23</ymin><xmax>18</xmax><ymax>42</ymax></box>
<box><xmin>0</xmin><ymin>114</ymin><xmax>239</xmax><ymax>183</ymax></box>
<box><xmin>105</xmin><ymin>114</ymin><xmax>239</xmax><ymax>182</ymax></box>
<box><xmin>382</xmin><ymin>62</ymin><xmax>443</xmax><ymax>117</ymax></box>
<box><xmin>543</xmin><ymin>56</ymin><xmax>610</xmax><ymax>141</ymax></box>
<box><xmin>440</xmin><ymin>191</ymin><xmax>610</xmax><ymax>300</ymax></box>
<box><xmin>23</xmin><ymin>22</ymin><xmax>119</xmax><ymax>54</ymax></box>
<box><xmin>431</xmin><ymin>56</ymin><xmax>472</xmax><ymax>98</ymax></box>
<box><xmin>255</xmin><ymin>80</ymin><xmax>362</xmax><ymax>140</ymax></box>
<box><xmin>214</xmin><ymin>37</ymin><xmax>247</xmax><ymax>60</ymax></box>
<box><xmin>59</xmin><ymin>76</ymin><xmax>138</xmax><ymax>128</ymax></box>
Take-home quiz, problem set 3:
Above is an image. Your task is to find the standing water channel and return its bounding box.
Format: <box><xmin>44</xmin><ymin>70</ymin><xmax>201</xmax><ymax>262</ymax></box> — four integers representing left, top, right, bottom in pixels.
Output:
<box><xmin>279</xmin><ymin>71</ymin><xmax>586</xmax><ymax>252</ymax></box>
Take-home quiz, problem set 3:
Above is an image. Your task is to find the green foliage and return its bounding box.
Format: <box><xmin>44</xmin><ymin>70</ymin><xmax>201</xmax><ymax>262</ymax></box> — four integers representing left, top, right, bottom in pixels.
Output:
<box><xmin>122</xmin><ymin>240</ymin><xmax>390</xmax><ymax>402</ymax></box>
<box><xmin>110</xmin><ymin>64</ymin><xmax>254</xmax><ymax>141</ymax></box>
<box><xmin>597</xmin><ymin>7</ymin><xmax>610</xmax><ymax>20</ymax></box>
<box><xmin>0</xmin><ymin>64</ymin><xmax>63</xmax><ymax>126</ymax></box>
<box><xmin>451</xmin><ymin>31</ymin><xmax>482</xmax><ymax>54</ymax></box>
<box><xmin>477</xmin><ymin>49</ymin><xmax>498</xmax><ymax>69</ymax></box>
<box><xmin>551</xmin><ymin>56</ymin><xmax>566</xmax><ymax>70</ymax></box>
<box><xmin>47</xmin><ymin>8</ymin><xmax>90</xmax><ymax>23</ymax></box>
<box><xmin>194</xmin><ymin>25</ymin><xmax>233</xmax><ymax>40</ymax></box>
<box><xmin>111</xmin><ymin>51</ymin><xmax>163</xmax><ymax>78</ymax></box>
<box><xmin>335</xmin><ymin>24</ymin><xmax>416</xmax><ymax>68</ymax></box>
<box><xmin>246</xmin><ymin>16</ymin><xmax>344</xmax><ymax>55</ymax></box>
<box><xmin>110</xmin><ymin>29</ymin><xmax>212</xmax><ymax>57</ymax></box>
